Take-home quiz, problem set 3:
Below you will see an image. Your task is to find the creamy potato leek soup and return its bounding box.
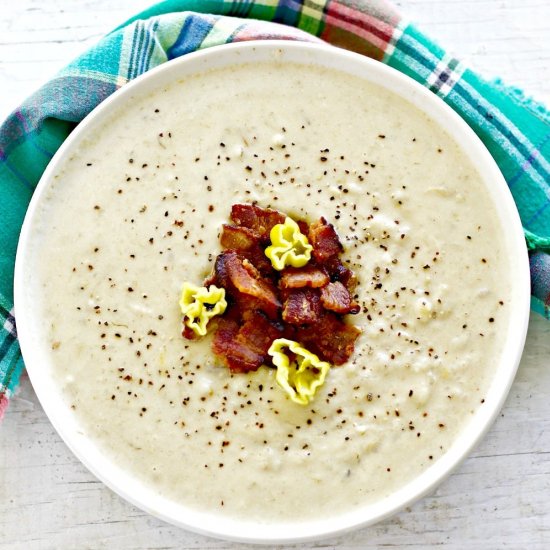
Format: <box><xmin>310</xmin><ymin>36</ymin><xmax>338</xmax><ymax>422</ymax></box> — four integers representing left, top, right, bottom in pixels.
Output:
<box><xmin>31</xmin><ymin>60</ymin><xmax>510</xmax><ymax>522</ymax></box>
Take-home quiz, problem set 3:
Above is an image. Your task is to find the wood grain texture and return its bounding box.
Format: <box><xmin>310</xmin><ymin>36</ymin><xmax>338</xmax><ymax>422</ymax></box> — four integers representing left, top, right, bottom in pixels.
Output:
<box><xmin>1</xmin><ymin>1</ymin><xmax>549</xmax><ymax>548</ymax></box>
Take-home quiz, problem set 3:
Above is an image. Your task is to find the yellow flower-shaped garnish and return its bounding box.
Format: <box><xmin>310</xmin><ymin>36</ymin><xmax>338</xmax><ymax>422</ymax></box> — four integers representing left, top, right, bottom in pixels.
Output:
<box><xmin>268</xmin><ymin>338</ymin><xmax>331</xmax><ymax>405</ymax></box>
<box><xmin>179</xmin><ymin>283</ymin><xmax>227</xmax><ymax>336</ymax></box>
<box><xmin>265</xmin><ymin>217</ymin><xmax>313</xmax><ymax>271</ymax></box>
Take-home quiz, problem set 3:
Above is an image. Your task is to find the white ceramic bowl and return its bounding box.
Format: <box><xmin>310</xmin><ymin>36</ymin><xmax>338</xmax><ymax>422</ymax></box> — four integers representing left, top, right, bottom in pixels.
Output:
<box><xmin>14</xmin><ymin>41</ymin><xmax>530</xmax><ymax>544</ymax></box>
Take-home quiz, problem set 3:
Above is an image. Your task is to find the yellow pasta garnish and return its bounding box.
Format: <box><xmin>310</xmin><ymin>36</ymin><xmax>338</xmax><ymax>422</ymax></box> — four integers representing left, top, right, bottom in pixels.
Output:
<box><xmin>268</xmin><ymin>338</ymin><xmax>331</xmax><ymax>405</ymax></box>
<box><xmin>179</xmin><ymin>283</ymin><xmax>227</xmax><ymax>336</ymax></box>
<box><xmin>264</xmin><ymin>217</ymin><xmax>313</xmax><ymax>271</ymax></box>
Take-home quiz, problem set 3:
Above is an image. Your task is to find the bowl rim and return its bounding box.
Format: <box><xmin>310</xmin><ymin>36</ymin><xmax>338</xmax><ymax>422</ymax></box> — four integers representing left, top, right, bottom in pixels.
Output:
<box><xmin>14</xmin><ymin>40</ymin><xmax>531</xmax><ymax>544</ymax></box>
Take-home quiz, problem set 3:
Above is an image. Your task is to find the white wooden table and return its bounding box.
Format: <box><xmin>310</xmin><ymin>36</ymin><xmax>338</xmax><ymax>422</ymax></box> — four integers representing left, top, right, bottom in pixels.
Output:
<box><xmin>1</xmin><ymin>1</ymin><xmax>549</xmax><ymax>548</ymax></box>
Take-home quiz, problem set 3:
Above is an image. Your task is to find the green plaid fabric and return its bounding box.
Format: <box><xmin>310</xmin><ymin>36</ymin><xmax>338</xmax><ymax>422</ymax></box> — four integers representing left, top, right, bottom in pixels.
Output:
<box><xmin>1</xmin><ymin>0</ymin><xmax>549</xmax><ymax>416</ymax></box>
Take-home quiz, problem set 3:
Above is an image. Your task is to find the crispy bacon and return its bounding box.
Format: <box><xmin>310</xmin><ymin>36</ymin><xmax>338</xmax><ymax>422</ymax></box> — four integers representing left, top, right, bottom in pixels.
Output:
<box><xmin>212</xmin><ymin>318</ymin><xmax>262</xmax><ymax>372</ymax></box>
<box><xmin>182</xmin><ymin>323</ymin><xmax>198</xmax><ymax>340</ymax></box>
<box><xmin>282</xmin><ymin>288</ymin><xmax>322</xmax><ymax>324</ymax></box>
<box><xmin>209</xmin><ymin>252</ymin><xmax>231</xmax><ymax>288</ymax></box>
<box><xmin>236</xmin><ymin>312</ymin><xmax>283</xmax><ymax>355</ymax></box>
<box><xmin>223</xmin><ymin>343</ymin><xmax>264</xmax><ymax>373</ymax></box>
<box><xmin>203</xmin><ymin>272</ymin><xmax>217</xmax><ymax>288</ymax></box>
<box><xmin>320</xmin><ymin>281</ymin><xmax>357</xmax><ymax>314</ymax></box>
<box><xmin>198</xmin><ymin>205</ymin><xmax>363</xmax><ymax>373</ymax></box>
<box><xmin>281</xmin><ymin>322</ymin><xmax>297</xmax><ymax>342</ymax></box>
<box><xmin>326</xmin><ymin>258</ymin><xmax>358</xmax><ymax>293</ymax></box>
<box><xmin>231</xmin><ymin>293</ymin><xmax>274</xmax><ymax>320</ymax></box>
<box><xmin>280</xmin><ymin>265</ymin><xmax>330</xmax><ymax>289</ymax></box>
<box><xmin>220</xmin><ymin>224</ymin><xmax>260</xmax><ymax>250</ymax></box>
<box><xmin>212</xmin><ymin>318</ymin><xmax>239</xmax><ymax>355</ymax></box>
<box><xmin>308</xmin><ymin>217</ymin><xmax>343</xmax><ymax>262</ymax></box>
<box><xmin>243</xmin><ymin>248</ymin><xmax>275</xmax><ymax>277</ymax></box>
<box><xmin>220</xmin><ymin>224</ymin><xmax>272</xmax><ymax>275</ymax></box>
<box><xmin>217</xmin><ymin>251</ymin><xmax>281</xmax><ymax>318</ymax></box>
<box><xmin>297</xmin><ymin>312</ymin><xmax>361</xmax><ymax>365</ymax></box>
<box><xmin>297</xmin><ymin>220</ymin><xmax>310</xmax><ymax>236</ymax></box>
<box><xmin>212</xmin><ymin>313</ymin><xmax>282</xmax><ymax>373</ymax></box>
<box><xmin>230</xmin><ymin>204</ymin><xmax>285</xmax><ymax>241</ymax></box>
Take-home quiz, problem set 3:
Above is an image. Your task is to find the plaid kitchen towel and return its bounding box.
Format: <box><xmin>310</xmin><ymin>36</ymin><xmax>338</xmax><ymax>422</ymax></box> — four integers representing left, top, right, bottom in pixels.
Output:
<box><xmin>1</xmin><ymin>0</ymin><xmax>549</xmax><ymax>417</ymax></box>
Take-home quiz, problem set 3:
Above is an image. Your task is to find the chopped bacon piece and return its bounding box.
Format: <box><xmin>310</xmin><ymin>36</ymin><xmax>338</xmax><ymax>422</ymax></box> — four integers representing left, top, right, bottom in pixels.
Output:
<box><xmin>326</xmin><ymin>258</ymin><xmax>358</xmax><ymax>293</ymax></box>
<box><xmin>182</xmin><ymin>323</ymin><xmax>198</xmax><ymax>340</ymax></box>
<box><xmin>320</xmin><ymin>281</ymin><xmax>354</xmax><ymax>314</ymax></box>
<box><xmin>297</xmin><ymin>312</ymin><xmax>360</xmax><ymax>365</ymax></box>
<box><xmin>230</xmin><ymin>203</ymin><xmax>286</xmax><ymax>241</ymax></box>
<box><xmin>242</xmin><ymin>248</ymin><xmax>274</xmax><ymax>277</ymax></box>
<box><xmin>212</xmin><ymin>313</ymin><xmax>282</xmax><ymax>373</ymax></box>
<box><xmin>209</xmin><ymin>251</ymin><xmax>231</xmax><ymax>288</ymax></box>
<box><xmin>217</xmin><ymin>251</ymin><xmax>281</xmax><ymax>318</ymax></box>
<box><xmin>308</xmin><ymin>217</ymin><xmax>343</xmax><ymax>262</ymax></box>
<box><xmin>236</xmin><ymin>312</ymin><xmax>283</xmax><ymax>356</ymax></box>
<box><xmin>220</xmin><ymin>224</ymin><xmax>272</xmax><ymax>274</ymax></box>
<box><xmin>280</xmin><ymin>265</ymin><xmax>330</xmax><ymax>289</ymax></box>
<box><xmin>281</xmin><ymin>322</ymin><xmax>297</xmax><ymax>342</ymax></box>
<box><xmin>212</xmin><ymin>318</ymin><xmax>262</xmax><ymax>373</ymax></box>
<box><xmin>232</xmin><ymin>293</ymin><xmax>274</xmax><ymax>320</ymax></box>
<box><xmin>220</xmin><ymin>224</ymin><xmax>260</xmax><ymax>250</ymax></box>
<box><xmin>282</xmin><ymin>288</ymin><xmax>322</xmax><ymax>325</ymax></box>
<box><xmin>198</xmin><ymin>205</ymin><xmax>362</xmax><ymax>373</ymax></box>
<box><xmin>212</xmin><ymin>318</ymin><xmax>239</xmax><ymax>355</ymax></box>
<box><xmin>297</xmin><ymin>220</ymin><xmax>310</xmax><ymax>236</ymax></box>
<box><xmin>203</xmin><ymin>271</ymin><xmax>217</xmax><ymax>288</ymax></box>
<box><xmin>224</xmin><ymin>343</ymin><xmax>264</xmax><ymax>373</ymax></box>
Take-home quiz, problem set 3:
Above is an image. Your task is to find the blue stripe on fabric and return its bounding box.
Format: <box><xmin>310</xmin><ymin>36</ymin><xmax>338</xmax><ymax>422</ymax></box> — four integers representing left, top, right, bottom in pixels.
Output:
<box><xmin>138</xmin><ymin>19</ymin><xmax>156</xmax><ymax>75</ymax></box>
<box><xmin>446</xmin><ymin>84</ymin><xmax>550</xmax><ymax>198</ymax></box>
<box><xmin>397</xmin><ymin>32</ymin><xmax>550</xmax><ymax>187</ymax></box>
<box><xmin>148</xmin><ymin>20</ymin><xmax>161</xmax><ymax>71</ymax></box>
<box><xmin>131</xmin><ymin>22</ymin><xmax>148</xmax><ymax>79</ymax></box>
<box><xmin>0</xmin><ymin>336</ymin><xmax>15</xmax><ymax>377</ymax></box>
<box><xmin>30</xmin><ymin>140</ymin><xmax>54</xmax><ymax>161</ymax></box>
<box><xmin>227</xmin><ymin>22</ymin><xmax>246</xmax><ymax>43</ymax></box>
<box><xmin>527</xmin><ymin>200</ymin><xmax>550</xmax><ymax>225</ymax></box>
<box><xmin>274</xmin><ymin>0</ymin><xmax>304</xmax><ymax>26</ymax></box>
<box><xmin>456</xmin><ymin>76</ymin><xmax>550</xmax><ymax>184</ymax></box>
<box><xmin>135</xmin><ymin>21</ymin><xmax>152</xmax><ymax>77</ymax></box>
<box><xmin>137</xmin><ymin>19</ymin><xmax>159</xmax><ymax>77</ymax></box>
<box><xmin>394</xmin><ymin>31</ymin><xmax>438</xmax><ymax>79</ymax></box>
<box><xmin>7</xmin><ymin>111</ymin><xmax>54</xmax><ymax>161</ymax></box>
<box><xmin>167</xmin><ymin>15</ymin><xmax>216</xmax><ymax>59</ymax></box>
<box><xmin>144</xmin><ymin>20</ymin><xmax>161</xmax><ymax>74</ymax></box>
<box><xmin>232</xmin><ymin>0</ymin><xmax>254</xmax><ymax>18</ymax></box>
<box><xmin>0</xmin><ymin>337</ymin><xmax>10</xmax><ymax>366</ymax></box>
<box><xmin>508</xmin><ymin>130</ymin><xmax>550</xmax><ymax>189</ymax></box>
<box><xmin>3</xmin><ymin>158</ymin><xmax>34</xmax><ymax>191</ymax></box>
<box><xmin>126</xmin><ymin>21</ymin><xmax>140</xmax><ymax>80</ymax></box>
<box><xmin>133</xmin><ymin>22</ymin><xmax>148</xmax><ymax>79</ymax></box>
<box><xmin>0</xmin><ymin>350</ymin><xmax>24</xmax><ymax>395</ymax></box>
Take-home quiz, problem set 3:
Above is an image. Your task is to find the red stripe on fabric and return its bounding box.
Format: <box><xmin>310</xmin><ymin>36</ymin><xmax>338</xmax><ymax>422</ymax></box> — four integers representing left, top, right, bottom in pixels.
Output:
<box><xmin>0</xmin><ymin>393</ymin><xmax>8</xmax><ymax>420</ymax></box>
<box><xmin>231</xmin><ymin>21</ymin><xmax>321</xmax><ymax>43</ymax></box>
<box><xmin>323</xmin><ymin>14</ymin><xmax>388</xmax><ymax>51</ymax></box>
<box><xmin>324</xmin><ymin>1</ymin><xmax>394</xmax><ymax>49</ymax></box>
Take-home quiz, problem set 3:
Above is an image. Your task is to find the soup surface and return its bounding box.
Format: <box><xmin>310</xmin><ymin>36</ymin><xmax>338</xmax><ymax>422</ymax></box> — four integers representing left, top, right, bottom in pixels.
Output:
<box><xmin>29</xmin><ymin>60</ymin><xmax>510</xmax><ymax>522</ymax></box>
